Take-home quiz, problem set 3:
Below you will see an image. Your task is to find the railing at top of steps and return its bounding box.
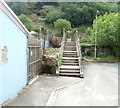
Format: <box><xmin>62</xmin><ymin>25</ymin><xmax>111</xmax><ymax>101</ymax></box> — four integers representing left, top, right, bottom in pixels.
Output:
<box><xmin>76</xmin><ymin>35</ymin><xmax>83</xmax><ymax>78</ymax></box>
<box><xmin>57</xmin><ymin>28</ymin><xmax>66</xmax><ymax>73</ymax></box>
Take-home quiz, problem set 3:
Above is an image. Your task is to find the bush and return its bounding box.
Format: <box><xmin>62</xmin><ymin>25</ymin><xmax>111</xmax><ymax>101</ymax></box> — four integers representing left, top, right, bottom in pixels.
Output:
<box><xmin>80</xmin><ymin>27</ymin><xmax>94</xmax><ymax>43</ymax></box>
<box><xmin>32</xmin><ymin>33</ymin><xmax>39</xmax><ymax>37</ymax></box>
<box><xmin>19</xmin><ymin>14</ymin><xmax>33</xmax><ymax>31</ymax></box>
<box><xmin>49</xmin><ymin>36</ymin><xmax>61</xmax><ymax>48</ymax></box>
<box><xmin>7</xmin><ymin>2</ymin><xmax>28</xmax><ymax>16</ymax></box>
<box><xmin>91</xmin><ymin>13</ymin><xmax>119</xmax><ymax>56</ymax></box>
<box><xmin>54</xmin><ymin>19</ymin><xmax>72</xmax><ymax>36</ymax></box>
<box><xmin>36</xmin><ymin>11</ymin><xmax>41</xmax><ymax>16</ymax></box>
<box><xmin>46</xmin><ymin>10</ymin><xmax>62</xmax><ymax>24</ymax></box>
<box><xmin>78</xmin><ymin>26</ymin><xmax>87</xmax><ymax>33</ymax></box>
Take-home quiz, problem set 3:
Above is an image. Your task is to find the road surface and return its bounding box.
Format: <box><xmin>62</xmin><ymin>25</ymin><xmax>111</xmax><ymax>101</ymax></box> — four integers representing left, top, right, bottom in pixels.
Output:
<box><xmin>47</xmin><ymin>62</ymin><xmax>118</xmax><ymax>106</ymax></box>
<box><xmin>4</xmin><ymin>62</ymin><xmax>118</xmax><ymax>106</ymax></box>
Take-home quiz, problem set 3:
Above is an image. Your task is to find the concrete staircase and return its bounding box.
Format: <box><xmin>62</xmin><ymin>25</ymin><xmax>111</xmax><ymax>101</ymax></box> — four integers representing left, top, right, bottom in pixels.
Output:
<box><xmin>59</xmin><ymin>41</ymin><xmax>81</xmax><ymax>77</ymax></box>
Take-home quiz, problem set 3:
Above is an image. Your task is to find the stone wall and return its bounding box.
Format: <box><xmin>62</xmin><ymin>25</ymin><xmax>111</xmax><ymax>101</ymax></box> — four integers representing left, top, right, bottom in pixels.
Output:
<box><xmin>41</xmin><ymin>54</ymin><xmax>58</xmax><ymax>75</ymax></box>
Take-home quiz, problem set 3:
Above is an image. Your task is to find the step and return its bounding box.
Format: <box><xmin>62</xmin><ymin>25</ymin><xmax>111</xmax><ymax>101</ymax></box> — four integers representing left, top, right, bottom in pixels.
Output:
<box><xmin>65</xmin><ymin>42</ymin><xmax>76</xmax><ymax>44</ymax></box>
<box><xmin>60</xmin><ymin>65</ymin><xmax>80</xmax><ymax>70</ymax></box>
<box><xmin>62</xmin><ymin>57</ymin><xmax>78</xmax><ymax>60</ymax></box>
<box><xmin>62</xmin><ymin>60</ymin><xmax>79</xmax><ymax>63</ymax></box>
<box><xmin>62</xmin><ymin>59</ymin><xmax>78</xmax><ymax>62</ymax></box>
<box><xmin>62</xmin><ymin>63</ymin><xmax>79</xmax><ymax>66</ymax></box>
<box><xmin>63</xmin><ymin>53</ymin><xmax>77</xmax><ymax>55</ymax></box>
<box><xmin>65</xmin><ymin>46</ymin><xmax>76</xmax><ymax>48</ymax></box>
<box><xmin>65</xmin><ymin>45</ymin><xmax>76</xmax><ymax>47</ymax></box>
<box><xmin>64</xmin><ymin>49</ymin><xmax>76</xmax><ymax>51</ymax></box>
<box><xmin>63</xmin><ymin>54</ymin><xmax>77</xmax><ymax>56</ymax></box>
<box><xmin>64</xmin><ymin>46</ymin><xmax>76</xmax><ymax>48</ymax></box>
<box><xmin>59</xmin><ymin>73</ymin><xmax>80</xmax><ymax>77</ymax></box>
<box><xmin>64</xmin><ymin>51</ymin><xmax>77</xmax><ymax>53</ymax></box>
<box><xmin>63</xmin><ymin>52</ymin><xmax>77</xmax><ymax>55</ymax></box>
<box><xmin>62</xmin><ymin>60</ymin><xmax>78</xmax><ymax>62</ymax></box>
<box><xmin>63</xmin><ymin>53</ymin><xmax>77</xmax><ymax>56</ymax></box>
<box><xmin>60</xmin><ymin>70</ymin><xmax>80</xmax><ymax>73</ymax></box>
<box><xmin>65</xmin><ymin>42</ymin><xmax>76</xmax><ymax>43</ymax></box>
<box><xmin>63</xmin><ymin>52</ymin><xmax>77</xmax><ymax>53</ymax></box>
<box><xmin>64</xmin><ymin>50</ymin><xmax>76</xmax><ymax>51</ymax></box>
<box><xmin>65</xmin><ymin>45</ymin><xmax>76</xmax><ymax>48</ymax></box>
<box><xmin>65</xmin><ymin>43</ymin><xmax>76</xmax><ymax>45</ymax></box>
<box><xmin>65</xmin><ymin>44</ymin><xmax>76</xmax><ymax>46</ymax></box>
<box><xmin>64</xmin><ymin>48</ymin><xmax>76</xmax><ymax>51</ymax></box>
<box><xmin>63</xmin><ymin>56</ymin><xmax>78</xmax><ymax>58</ymax></box>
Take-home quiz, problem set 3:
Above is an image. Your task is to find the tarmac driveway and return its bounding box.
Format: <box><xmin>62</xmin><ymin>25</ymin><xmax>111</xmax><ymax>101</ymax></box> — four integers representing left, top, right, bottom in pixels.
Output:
<box><xmin>47</xmin><ymin>62</ymin><xmax>118</xmax><ymax>106</ymax></box>
<box><xmin>4</xmin><ymin>62</ymin><xmax>118</xmax><ymax>106</ymax></box>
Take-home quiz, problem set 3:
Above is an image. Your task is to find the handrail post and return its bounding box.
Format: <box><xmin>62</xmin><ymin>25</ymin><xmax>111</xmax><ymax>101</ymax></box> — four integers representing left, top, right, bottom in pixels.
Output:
<box><xmin>63</xmin><ymin>28</ymin><xmax>67</xmax><ymax>42</ymax></box>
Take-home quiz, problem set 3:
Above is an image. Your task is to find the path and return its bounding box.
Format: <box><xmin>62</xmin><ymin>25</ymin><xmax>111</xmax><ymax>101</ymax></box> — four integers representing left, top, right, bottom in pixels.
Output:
<box><xmin>47</xmin><ymin>62</ymin><xmax>118</xmax><ymax>106</ymax></box>
<box><xmin>59</xmin><ymin>41</ymin><xmax>82</xmax><ymax>77</ymax></box>
<box><xmin>58</xmin><ymin>29</ymin><xmax>83</xmax><ymax>78</ymax></box>
<box><xmin>4</xmin><ymin>62</ymin><xmax>118</xmax><ymax>106</ymax></box>
<box><xmin>4</xmin><ymin>76</ymin><xmax>80</xmax><ymax>106</ymax></box>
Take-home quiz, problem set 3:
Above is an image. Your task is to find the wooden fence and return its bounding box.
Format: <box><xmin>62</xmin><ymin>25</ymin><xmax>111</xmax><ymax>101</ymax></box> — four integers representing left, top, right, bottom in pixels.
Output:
<box><xmin>27</xmin><ymin>38</ymin><xmax>42</xmax><ymax>82</ymax></box>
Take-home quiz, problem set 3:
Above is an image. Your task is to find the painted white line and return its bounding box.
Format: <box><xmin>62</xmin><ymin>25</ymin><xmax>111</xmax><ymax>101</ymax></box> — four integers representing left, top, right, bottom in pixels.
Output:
<box><xmin>45</xmin><ymin>79</ymin><xmax>81</xmax><ymax>106</ymax></box>
<box><xmin>28</xmin><ymin>75</ymin><xmax>39</xmax><ymax>85</ymax></box>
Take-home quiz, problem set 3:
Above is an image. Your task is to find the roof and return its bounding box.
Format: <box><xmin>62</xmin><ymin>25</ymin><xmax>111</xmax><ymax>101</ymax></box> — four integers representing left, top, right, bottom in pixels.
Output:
<box><xmin>0</xmin><ymin>0</ymin><xmax>29</xmax><ymax>36</ymax></box>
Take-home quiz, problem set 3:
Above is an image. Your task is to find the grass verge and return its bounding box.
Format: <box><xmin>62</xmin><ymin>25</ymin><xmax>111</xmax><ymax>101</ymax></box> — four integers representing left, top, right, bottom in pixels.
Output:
<box><xmin>83</xmin><ymin>55</ymin><xmax>119</xmax><ymax>62</ymax></box>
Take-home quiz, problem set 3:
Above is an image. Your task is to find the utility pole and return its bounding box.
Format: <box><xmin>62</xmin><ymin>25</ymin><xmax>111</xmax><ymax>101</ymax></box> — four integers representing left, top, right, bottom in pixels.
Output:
<box><xmin>39</xmin><ymin>18</ymin><xmax>46</xmax><ymax>54</ymax></box>
<box><xmin>39</xmin><ymin>26</ymin><xmax>42</xmax><ymax>40</ymax></box>
<box><xmin>43</xmin><ymin>28</ymin><xmax>46</xmax><ymax>54</ymax></box>
<box><xmin>95</xmin><ymin>11</ymin><xmax>99</xmax><ymax>59</ymax></box>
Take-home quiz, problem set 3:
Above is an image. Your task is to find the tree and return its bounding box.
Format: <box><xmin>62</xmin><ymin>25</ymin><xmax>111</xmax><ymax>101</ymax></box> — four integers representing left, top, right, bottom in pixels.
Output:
<box><xmin>54</xmin><ymin>19</ymin><xmax>72</xmax><ymax>36</ymax></box>
<box><xmin>91</xmin><ymin>13</ymin><xmax>119</xmax><ymax>56</ymax></box>
<box><xmin>59</xmin><ymin>2</ymin><xmax>118</xmax><ymax>27</ymax></box>
<box><xmin>18</xmin><ymin>14</ymin><xmax>33</xmax><ymax>31</ymax></box>
<box><xmin>39</xmin><ymin>5</ymin><xmax>57</xmax><ymax>17</ymax></box>
<box><xmin>28</xmin><ymin>2</ymin><xmax>36</xmax><ymax>10</ymax></box>
<box><xmin>45</xmin><ymin>10</ymin><xmax>62</xmax><ymax>24</ymax></box>
<box><xmin>7</xmin><ymin>2</ymin><xmax>28</xmax><ymax>16</ymax></box>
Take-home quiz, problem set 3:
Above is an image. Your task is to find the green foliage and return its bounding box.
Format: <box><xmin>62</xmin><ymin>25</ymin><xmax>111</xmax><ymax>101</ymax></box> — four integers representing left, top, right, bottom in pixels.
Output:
<box><xmin>54</xmin><ymin>19</ymin><xmax>72</xmax><ymax>36</ymax></box>
<box><xmin>59</xmin><ymin>2</ymin><xmax>118</xmax><ymax>27</ymax></box>
<box><xmin>78</xmin><ymin>26</ymin><xmax>87</xmax><ymax>33</ymax></box>
<box><xmin>93</xmin><ymin>13</ymin><xmax>118</xmax><ymax>47</ymax></box>
<box><xmin>100</xmin><ymin>55</ymin><xmax>118</xmax><ymax>61</ymax></box>
<box><xmin>32</xmin><ymin>33</ymin><xmax>39</xmax><ymax>37</ymax></box>
<box><xmin>79</xmin><ymin>26</ymin><xmax>94</xmax><ymax>44</ymax></box>
<box><xmin>28</xmin><ymin>2</ymin><xmax>36</xmax><ymax>10</ymax></box>
<box><xmin>90</xmin><ymin>13</ymin><xmax>119</xmax><ymax>56</ymax></box>
<box><xmin>7</xmin><ymin>2</ymin><xmax>28</xmax><ymax>16</ymax></box>
<box><xmin>8</xmin><ymin>2</ymin><xmax>118</xmax><ymax>34</ymax></box>
<box><xmin>18</xmin><ymin>14</ymin><xmax>33</xmax><ymax>31</ymax></box>
<box><xmin>46</xmin><ymin>10</ymin><xmax>62</xmax><ymax>24</ymax></box>
<box><xmin>83</xmin><ymin>55</ymin><xmax>118</xmax><ymax>62</ymax></box>
<box><xmin>40</xmin><ymin>6</ymin><xmax>57</xmax><ymax>17</ymax></box>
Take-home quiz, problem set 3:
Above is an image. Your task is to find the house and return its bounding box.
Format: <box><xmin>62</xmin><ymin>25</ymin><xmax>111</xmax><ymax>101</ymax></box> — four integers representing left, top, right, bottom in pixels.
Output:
<box><xmin>0</xmin><ymin>0</ymin><xmax>29</xmax><ymax>105</ymax></box>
